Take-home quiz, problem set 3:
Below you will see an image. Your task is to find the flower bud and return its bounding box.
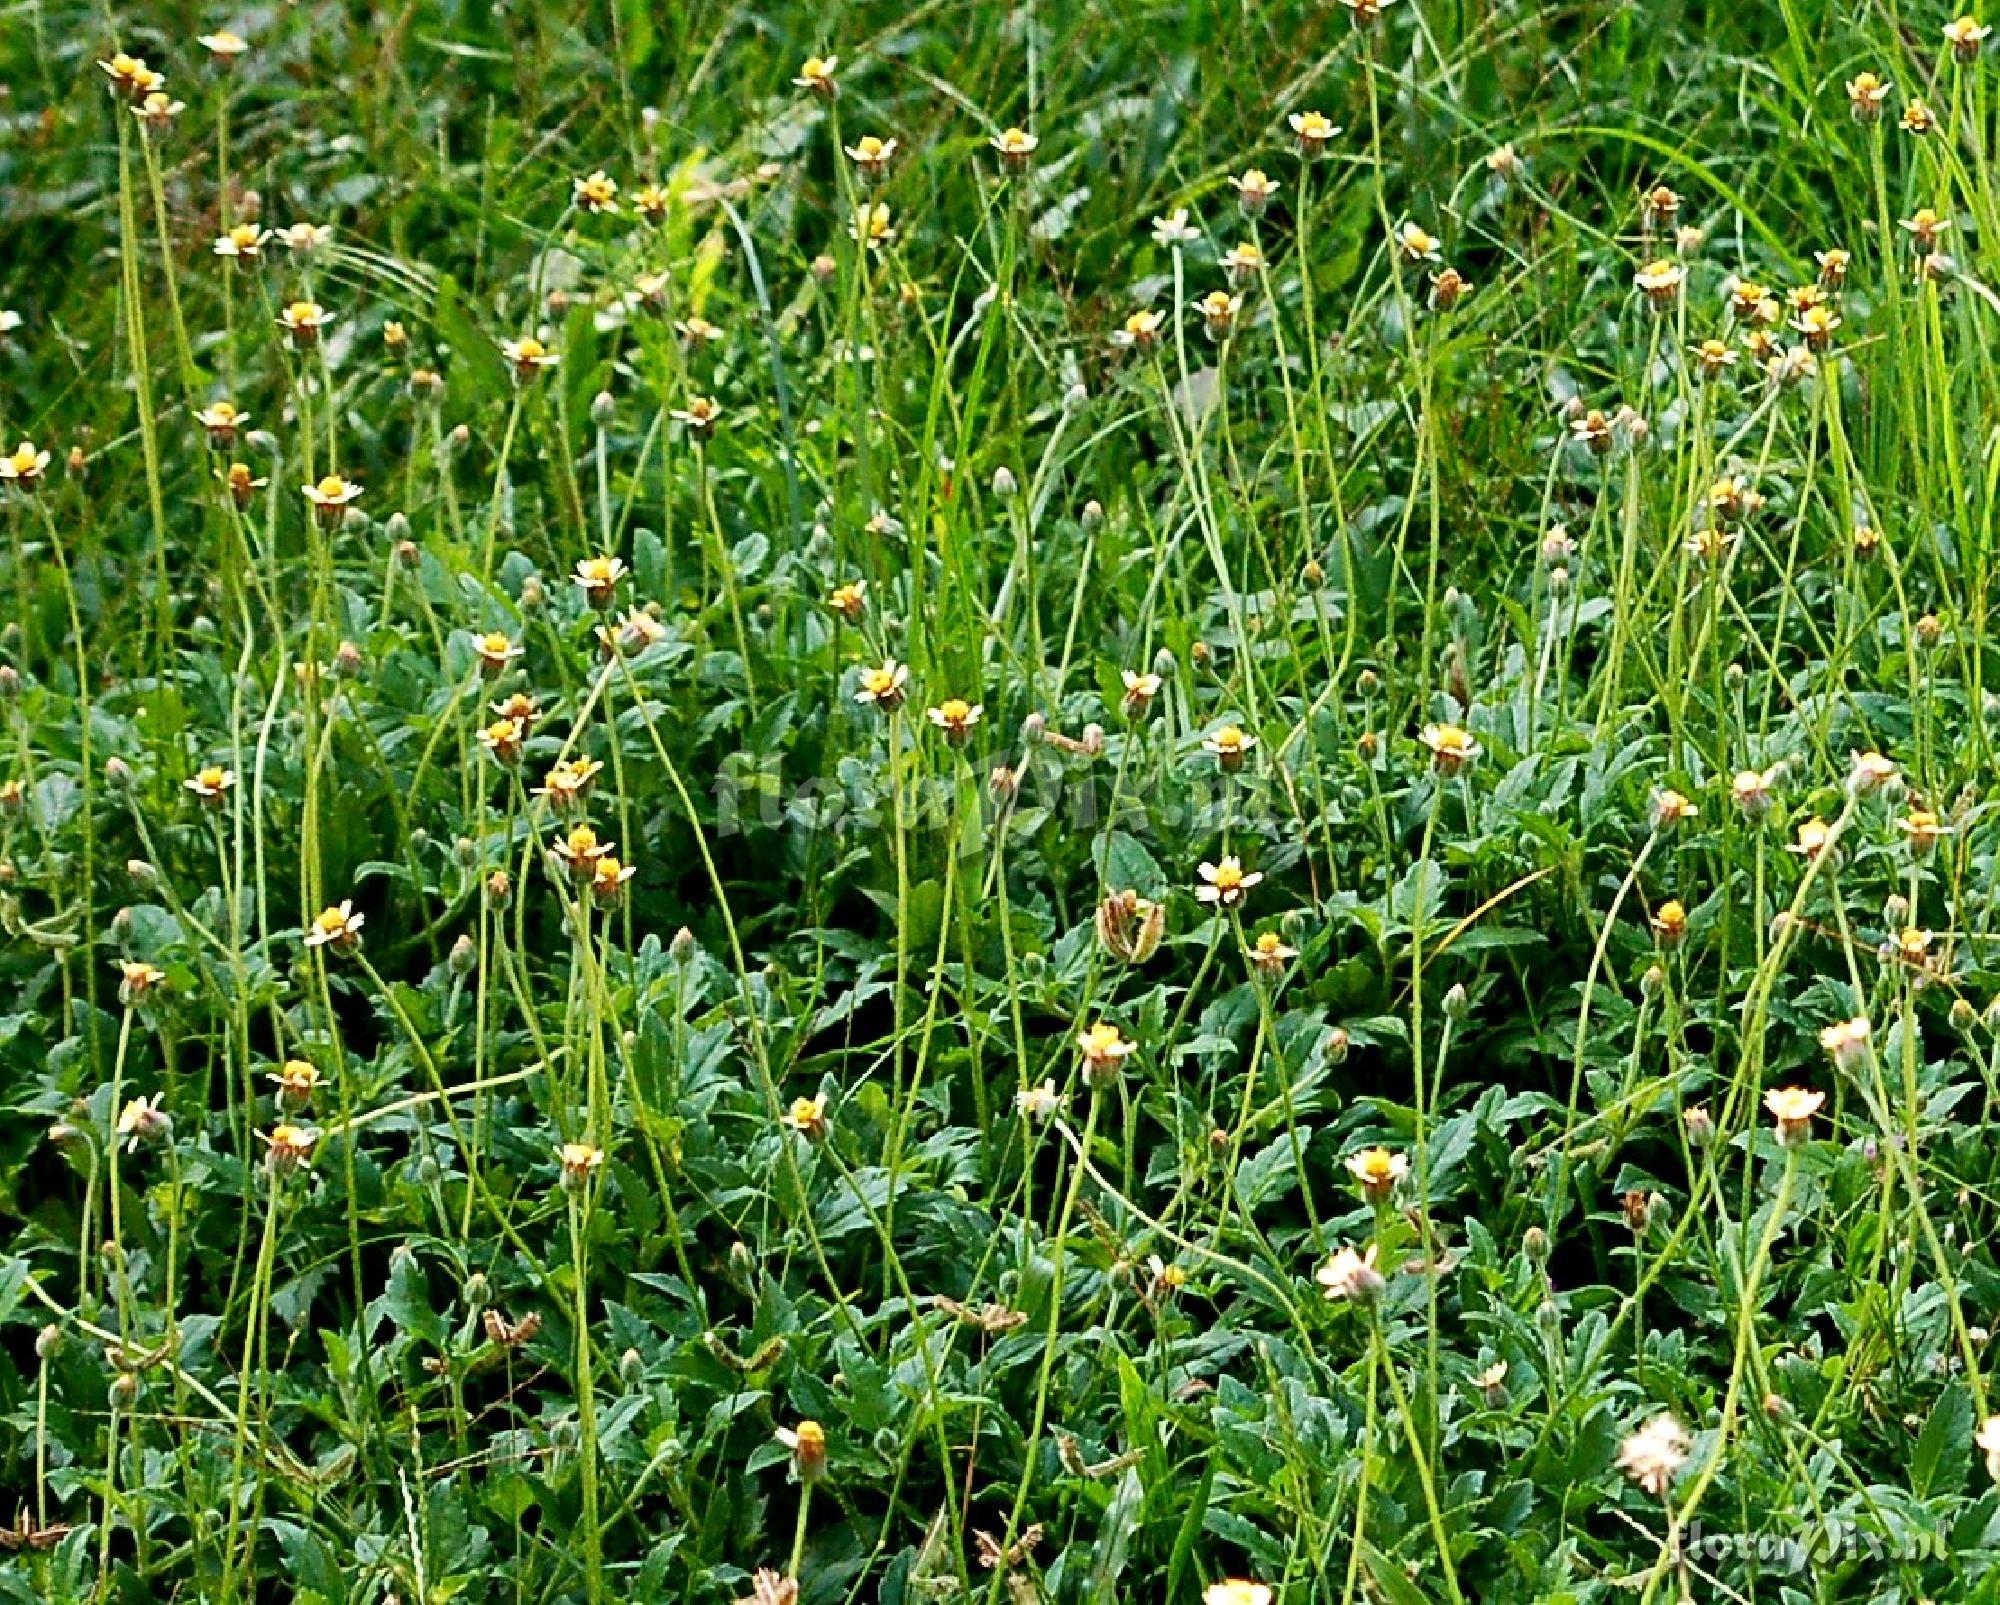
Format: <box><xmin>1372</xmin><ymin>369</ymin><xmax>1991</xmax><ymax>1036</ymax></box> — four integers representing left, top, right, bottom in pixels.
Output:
<box><xmin>449</xmin><ymin>933</ymin><xmax>477</xmax><ymax>975</ymax></box>
<box><xmin>592</xmin><ymin>391</ymin><xmax>617</xmax><ymax>427</ymax></box>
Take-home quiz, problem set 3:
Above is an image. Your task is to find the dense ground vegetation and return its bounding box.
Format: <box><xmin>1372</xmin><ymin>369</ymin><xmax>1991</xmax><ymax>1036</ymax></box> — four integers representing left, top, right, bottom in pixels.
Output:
<box><xmin>7</xmin><ymin>0</ymin><xmax>2000</xmax><ymax>1599</ymax></box>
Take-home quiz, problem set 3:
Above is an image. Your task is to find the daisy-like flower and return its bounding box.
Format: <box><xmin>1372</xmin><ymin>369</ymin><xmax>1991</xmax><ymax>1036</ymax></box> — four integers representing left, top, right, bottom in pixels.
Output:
<box><xmin>1652</xmin><ymin>788</ymin><xmax>1698</xmax><ymax>831</ymax></box>
<box><xmin>302</xmin><ymin>473</ymin><xmax>362</xmax><ymax>528</ymax></box>
<box><xmin>1204</xmin><ymin>1583</ymin><xmax>1274</xmax><ymax>1605</ymax></box>
<box><xmin>1143</xmin><ymin>1254</ymin><xmax>1188</xmax><ymax>1301</ymax></box>
<box><xmin>1900</xmin><ymin>207</ymin><xmax>1950</xmax><ymax>252</ymax></box>
<box><xmin>277</xmin><ymin>300</ymin><xmax>330</xmax><ymax>347</ymax></box>
<box><xmin>551</xmin><ymin>823</ymin><xmax>613</xmax><ymax>877</ymax></box>
<box><xmin>1428</xmin><ymin>266</ymin><xmax>1472</xmax><ymax>311</ymax></box>
<box><xmin>1</xmin><ymin>440</ymin><xmax>50</xmax><ymax>489</ymax></box>
<box><xmin>589</xmin><ymin>855</ymin><xmax>636</xmax><ymax>907</ymax></box>
<box><xmin>1231</xmin><ymin>169</ymin><xmax>1281</xmax><ymax>214</ymax></box>
<box><xmin>198</xmin><ymin>30</ymin><xmax>250</xmax><ymax>61</ymax></box>
<box><xmin>184</xmin><ymin>764</ymin><xmax>236</xmax><ymax>804</ymax></box>
<box><xmin>1569</xmin><ymin>407</ymin><xmax>1615</xmax><ymax>455</ymax></box>
<box><xmin>133</xmin><ymin>91</ymin><xmax>186</xmax><ymax>132</ymax></box>
<box><xmin>196</xmin><ymin>400</ymin><xmax>248</xmax><ymax>447</ymax></box>
<box><xmin>634</xmin><ymin>185</ymin><xmax>670</xmax><ymax>222</ymax></box>
<box><xmin>477</xmin><ymin>716</ymin><xmax>525</xmax><ymax>765</ymax></box>
<box><xmin>1193</xmin><ymin>289</ymin><xmax>1243</xmax><ymax>340</ymax></box>
<box><xmin>1419</xmin><ymin>722</ymin><xmax>1480</xmax><ymax>775</ymax></box>
<box><xmin>1095</xmin><ymin>889</ymin><xmax>1165</xmax><ymax>964</ymax></box>
<box><xmin>851</xmin><ymin>202</ymin><xmax>895</xmax><ymax>250</ymax></box>
<box><xmin>595</xmin><ymin>608</ymin><xmax>669</xmax><ymax>659</ymax></box>
<box><xmin>1289</xmin><ymin>110</ymin><xmax>1339</xmax><ymax>156</ymax></box>
<box><xmin>1650</xmin><ymin>898</ymin><xmax>1688</xmax><ymax>947</ymax></box>
<box><xmin>671</xmin><ymin>396</ymin><xmax>721</xmax><ymax>439</ymax></box>
<box><xmin>117</xmin><ymin>960</ymin><xmax>168</xmax><ymax>1006</ymax></box>
<box><xmin>1076</xmin><ymin>1022</ymin><xmax>1137</xmax><ymax>1087</ymax></box>
<box><xmin>117</xmin><ymin>1094</ymin><xmax>171</xmax><ymax>1152</ymax></box>
<box><xmin>573</xmin><ymin>170</ymin><xmax>619</xmax><ymax>213</ymax></box>
<box><xmin>1016</xmin><ymin>1080</ymin><xmax>1066</xmax><ymax>1121</ymax></box>
<box><xmin>1617</xmin><ymin>1415</ymin><xmax>1691</xmax><ymax>1497</ymax></box>
<box><xmin>1899</xmin><ymin>808</ymin><xmax>1949</xmax><ymax>856</ymax></box>
<box><xmin>262</xmin><ymin>1123</ymin><xmax>319</xmax><ymax>1175</ymax></box>
<box><xmin>792</xmin><ymin>55</ymin><xmax>838</xmax><ymax>99</ymax></box>
<box><xmin>1685</xmin><ymin>525</ymin><xmax>1738</xmax><ymax>565</ymax></box>
<box><xmin>1690</xmin><ymin>339</ymin><xmax>1738</xmax><ymax>377</ymax></box>
<box><xmin>1853</xmin><ymin>522</ymin><xmax>1882</xmax><ymax>560</ymax></box>
<box><xmin>775</xmin><ymin>1420</ymin><xmax>828</xmax><ymax>1481</ymax></box>
<box><xmin>1341</xmin><ymin>0</ymin><xmax>1394</xmax><ymax>27</ymax></box>
<box><xmin>1847</xmin><ymin>71</ymin><xmax>1892</xmax><ymax>121</ymax></box>
<box><xmin>1633</xmin><ymin>258</ymin><xmax>1684</xmax><ymax>307</ymax></box>
<box><xmin>557</xmin><ymin>1141</ymin><xmax>604</xmax><ymax>1190</ymax></box>
<box><xmin>277</xmin><ymin>221</ymin><xmax>333</xmax><ymax>256</ymax></box>
<box><xmin>472</xmin><ymin>631</ymin><xmax>523</xmax><ymax>676</ymax></box>
<box><xmin>1121</xmin><ymin>669</ymin><xmax>1163</xmax><ymax>719</ymax></box>
<box><xmin>1848</xmin><ymin>749</ymin><xmax>1898</xmax><ymax>794</ymax></box>
<box><xmin>1394</xmin><ymin>221</ymin><xmax>1442</xmax><ymax>263</ymax></box>
<box><xmin>1203</xmin><ymin>724</ymin><xmax>1257</xmax><ymax>772</ymax></box>
<box><xmin>213</xmin><ymin>223</ymin><xmax>269</xmax><ymax>262</ymax></box>
<box><xmin>1109</xmin><ymin>308</ymin><xmax>1166</xmax><ymax>351</ymax></box>
<box><xmin>1785</xmin><ymin>816</ymin><xmax>1832</xmax><ymax>862</ymax></box>
<box><xmin>1315</xmin><ymin>1242</ymin><xmax>1385</xmax><ymax>1302</ymax></box>
<box><xmin>1901</xmin><ymin>99</ymin><xmax>1938</xmax><ymax>136</ymax></box>
<box><xmin>1248</xmin><ymin>930</ymin><xmax>1298</xmax><ymax>975</ymax></box>
<box><xmin>223</xmin><ymin>462</ymin><xmax>268</xmax><ymax>508</ymax></box>
<box><xmin>1474</xmin><ymin>1358</ymin><xmax>1512</xmax><ymax>1406</ymax></box>
<box><xmin>845</xmin><ymin>135</ymin><xmax>898</xmax><ymax>179</ymax></box>
<box><xmin>493</xmin><ymin>692</ymin><xmax>540</xmax><ymax>729</ymax></box>
<box><xmin>1980</xmin><ymin>1415</ymin><xmax>2000</xmax><ymax>1483</ymax></box>
<box><xmin>501</xmin><ymin>336</ymin><xmax>559</xmax><ymax>380</ymax></box>
<box><xmin>98</xmin><ymin>53</ymin><xmax>165</xmax><ymax>100</ymax></box>
<box><xmin>677</xmin><ymin>315</ymin><xmax>723</xmax><ymax>348</ymax></box>
<box><xmin>783</xmin><ymin>1094</ymin><xmax>830</xmax><ymax>1141</ymax></box>
<box><xmin>1815</xmin><ymin>248</ymin><xmax>1851</xmax><ymax>289</ymax></box>
<box><xmin>304</xmin><ymin>901</ymin><xmax>365</xmax><ymax>952</ymax></box>
<box><xmin>534</xmin><ymin>757</ymin><xmax>603</xmax><ymax>810</ymax></box>
<box><xmin>926</xmin><ymin>698</ymin><xmax>983</xmax><ymax>745</ymax></box>
<box><xmin>989</xmin><ymin>127</ymin><xmax>1040</xmax><ymax>170</ymax></box>
<box><xmin>1791</xmin><ymin>303</ymin><xmax>1841</xmax><ymax>351</ymax></box>
<box><xmin>1346</xmin><ymin>1147</ymin><xmax>1408</xmax><ymax>1203</ymax></box>
<box><xmin>854</xmin><ymin>659</ymin><xmax>910</xmax><ymax>711</ymax></box>
<box><xmin>1887</xmin><ymin>925</ymin><xmax>1934</xmax><ymax>972</ymax></box>
<box><xmin>1152</xmin><ymin>207</ymin><xmax>1200</xmax><ymax>247</ymax></box>
<box><xmin>826</xmin><ymin>580</ymin><xmax>868</xmax><ymax>622</ymax></box>
<box><xmin>269</xmin><ymin>1059</ymin><xmax>323</xmax><ymax>1113</ymax></box>
<box><xmin>1639</xmin><ymin>183</ymin><xmax>1682</xmax><ymax>228</ymax></box>
<box><xmin>1763</xmin><ymin>1085</ymin><xmax>1825</xmax><ymax>1146</ymax></box>
<box><xmin>572</xmin><ymin>554</ymin><xmax>628</xmax><ymax>607</ymax></box>
<box><xmin>1196</xmin><ymin>856</ymin><xmax>1262</xmax><ymax>907</ymax></box>
<box><xmin>1221</xmin><ymin>240</ymin><xmax>1267</xmax><ymax>283</ymax></box>
<box><xmin>1947</xmin><ymin>14</ymin><xmax>1993</xmax><ymax>59</ymax></box>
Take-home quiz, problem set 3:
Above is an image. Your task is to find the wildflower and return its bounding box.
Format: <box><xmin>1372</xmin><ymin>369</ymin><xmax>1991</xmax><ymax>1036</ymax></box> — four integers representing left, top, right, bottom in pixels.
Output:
<box><xmin>1231</xmin><ymin>169</ymin><xmax>1280</xmax><ymax>214</ymax></box>
<box><xmin>1249</xmin><ymin>931</ymin><xmax>1298</xmax><ymax>975</ymax></box>
<box><xmin>845</xmin><ymin>135</ymin><xmax>897</xmax><ymax>178</ymax></box>
<box><xmin>1222</xmin><ymin>241</ymin><xmax>1267</xmax><ymax>283</ymax></box>
<box><xmin>198</xmin><ymin>31</ymin><xmax>250</xmax><ymax>61</ymax></box>
<box><xmin>1685</xmin><ymin>526</ymin><xmax>1737</xmax><ymax>565</ymax></box>
<box><xmin>262</xmin><ymin>1124</ymin><xmax>319</xmax><ymax>1175</ymax></box>
<box><xmin>1193</xmin><ymin>289</ymin><xmax>1243</xmax><ymax>340</ymax></box>
<box><xmin>572</xmin><ymin>554</ymin><xmax>627</xmax><ymax>607</ymax></box>
<box><xmin>196</xmin><ymin>401</ymin><xmax>248</xmax><ymax>447</ymax></box>
<box><xmin>989</xmin><ymin>127</ymin><xmax>1040</xmax><ymax>170</ymax></box>
<box><xmin>1474</xmin><ymin>1360</ymin><xmax>1511</xmax><ymax>1407</ymax></box>
<box><xmin>1419</xmin><ymin>722</ymin><xmax>1480</xmax><ymax>775</ymax></box>
<box><xmin>277</xmin><ymin>300</ymin><xmax>330</xmax><ymax>347</ymax></box>
<box><xmin>865</xmin><ymin>509</ymin><xmax>905</xmax><ymax>539</ymax></box>
<box><xmin>98</xmin><ymin>53</ymin><xmax>165</xmax><ymax>99</ymax></box>
<box><xmin>1901</xmin><ymin>99</ymin><xmax>1938</xmax><ymax>136</ymax></box>
<box><xmin>589</xmin><ymin>856</ymin><xmax>635</xmax><ymax>907</ymax></box>
<box><xmin>924</xmin><ymin>698</ymin><xmax>983</xmax><ymax>746</ymax></box>
<box><xmin>1618</xmin><ymin>1415</ymin><xmax>1690</xmax><ymax>1497</ymax></box>
<box><xmin>1077</xmin><ymin>1022</ymin><xmax>1137</xmax><ymax>1086</ymax></box>
<box><xmin>784</xmin><ymin>1095</ymin><xmax>830</xmax><ymax>1141</ymax></box>
<box><xmin>551</xmin><ymin>824</ymin><xmax>613</xmax><ymax>877</ymax></box>
<box><xmin>1340</xmin><ymin>0</ymin><xmax>1394</xmax><ymax>26</ymax></box>
<box><xmin>223</xmin><ymin>462</ymin><xmax>267</xmax><ymax>508</ymax></box>
<box><xmin>1346</xmin><ymin>1146</ymin><xmax>1408</xmax><ymax>1202</ymax></box>
<box><xmin>1428</xmin><ymin>266</ymin><xmax>1471</xmax><ymax>311</ymax></box>
<box><xmin>1196</xmin><ymin>856</ymin><xmax>1262</xmax><ymax>907</ymax></box>
<box><xmin>1847</xmin><ymin>71</ymin><xmax>1892</xmax><ymax>122</ymax></box>
<box><xmin>1315</xmin><ymin>1243</ymin><xmax>1385</xmax><ymax>1302</ymax></box>
<box><xmin>1639</xmin><ymin>183</ymin><xmax>1682</xmax><ymax>228</ymax></box>
<box><xmin>1786</xmin><ymin>301</ymin><xmax>1840</xmax><ymax>350</ymax></box>
<box><xmin>854</xmin><ymin>659</ymin><xmax>910</xmax><ymax>711</ymax></box>
<box><xmin>276</xmin><ymin>221</ymin><xmax>333</xmax><ymax>255</ymax></box>
<box><xmin>1650</xmin><ymin>899</ymin><xmax>1688</xmax><ymax>947</ymax></box>
<box><xmin>477</xmin><ymin>717</ymin><xmax>525</xmax><ymax>765</ymax></box>
<box><xmin>1204</xmin><ymin>1583</ymin><xmax>1273</xmax><ymax>1605</ymax></box>
<box><xmin>1901</xmin><ymin>208</ymin><xmax>1950</xmax><ymax>252</ymax></box>
<box><xmin>184</xmin><ymin>765</ymin><xmax>236</xmax><ymax>804</ymax></box>
<box><xmin>1816</xmin><ymin>248</ymin><xmax>1851</xmax><ymax>289</ymax></box>
<box><xmin>117</xmin><ymin>1095</ymin><xmax>171</xmax><ymax>1151</ymax></box>
<box><xmin>1728</xmin><ymin>281</ymin><xmax>1776</xmax><ymax>324</ymax></box>
<box><xmin>1899</xmin><ymin>809</ymin><xmax>1948</xmax><ymax>856</ymax></box>
<box><xmin>1849</xmin><ymin>749</ymin><xmax>1898</xmax><ymax>794</ymax></box>
<box><xmin>573</xmin><ymin>170</ymin><xmax>619</xmax><ymax>213</ymax></box>
<box><xmin>738</xmin><ymin>1570</ymin><xmax>800</xmax><ymax>1605</ymax></box>
<box><xmin>117</xmin><ymin>960</ymin><xmax>168</xmax><ymax>1006</ymax></box>
<box><xmin>793</xmin><ymin>55</ymin><xmax>838</xmax><ymax>98</ymax></box>
<box><xmin>1787</xmin><ymin>817</ymin><xmax>1832</xmax><ymax>860</ymax></box>
<box><xmin>269</xmin><ymin>1060</ymin><xmax>322</xmax><ymax>1112</ymax></box>
<box><xmin>1569</xmin><ymin>408</ymin><xmax>1615</xmax><ymax>455</ymax></box>
<box><xmin>1764</xmin><ymin>1085</ymin><xmax>1825</xmax><ymax>1146</ymax></box>
<box><xmin>134</xmin><ymin>91</ymin><xmax>185</xmax><ymax>131</ymax></box>
<box><xmin>213</xmin><ymin>223</ymin><xmax>269</xmax><ymax>262</ymax></box>
<box><xmin>302</xmin><ymin>473</ymin><xmax>362</xmax><ymax>528</ymax></box>
<box><xmin>1016</xmin><ymin>1080</ymin><xmax>1066</xmax><ymax>1121</ymax></box>
<box><xmin>304</xmin><ymin>901</ymin><xmax>365</xmax><ymax>952</ymax></box>
<box><xmin>1947</xmin><ymin>15</ymin><xmax>1992</xmax><ymax>59</ymax></box>
<box><xmin>1121</xmin><ymin>669</ymin><xmax>1162</xmax><ymax>718</ymax></box>
<box><xmin>1394</xmin><ymin>221</ymin><xmax>1442</xmax><ymax>263</ymax></box>
<box><xmin>1152</xmin><ymin>208</ymin><xmax>1200</xmax><ymax>247</ymax></box>
<box><xmin>775</xmin><ymin>1420</ymin><xmax>828</xmax><ymax>1481</ymax></box>
<box><xmin>595</xmin><ymin>608</ymin><xmax>668</xmax><ymax>658</ymax></box>
<box><xmin>501</xmin><ymin>336</ymin><xmax>558</xmax><ymax>380</ymax></box>
<box><xmin>557</xmin><ymin>1142</ymin><xmax>604</xmax><ymax>1190</ymax></box>
<box><xmin>1652</xmin><ymin>789</ymin><xmax>1698</xmax><ymax>831</ymax></box>
<box><xmin>0</xmin><ymin>441</ymin><xmax>50</xmax><ymax>488</ymax></box>
<box><xmin>633</xmin><ymin>185</ymin><xmax>669</xmax><ymax>223</ymax></box>
<box><xmin>1853</xmin><ymin>523</ymin><xmax>1882</xmax><ymax>559</ymax></box>
<box><xmin>1096</xmin><ymin>890</ymin><xmax>1166</xmax><ymax>963</ymax></box>
<box><xmin>824</xmin><ymin>580</ymin><xmax>869</xmax><ymax>624</ymax></box>
<box><xmin>1204</xmin><ymin>725</ymin><xmax>1257</xmax><ymax>773</ymax></box>
<box><xmin>1289</xmin><ymin>110</ymin><xmax>1339</xmax><ymax>156</ymax></box>
<box><xmin>677</xmin><ymin>315</ymin><xmax>723</xmax><ymax>348</ymax></box>
<box><xmin>473</xmin><ymin>631</ymin><xmax>522</xmax><ymax>676</ymax></box>
<box><xmin>1633</xmin><ymin>258</ymin><xmax>1684</xmax><ymax>307</ymax></box>
<box><xmin>851</xmin><ymin>202</ymin><xmax>895</xmax><ymax>249</ymax></box>
<box><xmin>1110</xmin><ymin>308</ymin><xmax>1166</xmax><ymax>351</ymax></box>
<box><xmin>1487</xmin><ymin>144</ymin><xmax>1523</xmax><ymax>181</ymax></box>
<box><xmin>534</xmin><ymin>758</ymin><xmax>603</xmax><ymax>810</ymax></box>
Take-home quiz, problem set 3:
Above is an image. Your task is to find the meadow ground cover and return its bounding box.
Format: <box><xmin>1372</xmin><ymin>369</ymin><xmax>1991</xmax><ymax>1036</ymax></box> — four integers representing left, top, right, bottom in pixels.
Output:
<box><xmin>9</xmin><ymin>0</ymin><xmax>2000</xmax><ymax>1599</ymax></box>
